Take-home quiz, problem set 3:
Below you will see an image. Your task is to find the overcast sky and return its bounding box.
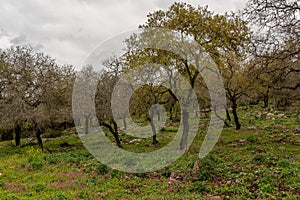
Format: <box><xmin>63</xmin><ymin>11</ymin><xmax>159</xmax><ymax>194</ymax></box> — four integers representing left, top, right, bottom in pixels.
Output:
<box><xmin>0</xmin><ymin>0</ymin><xmax>247</xmax><ymax>68</ymax></box>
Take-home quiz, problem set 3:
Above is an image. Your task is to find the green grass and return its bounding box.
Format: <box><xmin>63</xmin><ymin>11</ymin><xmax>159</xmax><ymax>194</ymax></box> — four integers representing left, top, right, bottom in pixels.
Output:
<box><xmin>0</xmin><ymin>104</ymin><xmax>299</xmax><ymax>199</ymax></box>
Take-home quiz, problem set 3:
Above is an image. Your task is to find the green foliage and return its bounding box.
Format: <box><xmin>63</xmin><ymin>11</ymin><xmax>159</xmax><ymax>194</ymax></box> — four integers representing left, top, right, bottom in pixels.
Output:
<box><xmin>28</xmin><ymin>160</ymin><xmax>44</xmax><ymax>170</ymax></box>
<box><xmin>189</xmin><ymin>181</ymin><xmax>209</xmax><ymax>193</ymax></box>
<box><xmin>31</xmin><ymin>183</ymin><xmax>46</xmax><ymax>192</ymax></box>
<box><xmin>51</xmin><ymin>194</ymin><xmax>69</xmax><ymax>200</ymax></box>
<box><xmin>95</xmin><ymin>164</ymin><xmax>109</xmax><ymax>175</ymax></box>
<box><xmin>43</xmin><ymin>131</ymin><xmax>64</xmax><ymax>139</ymax></box>
<box><xmin>196</xmin><ymin>156</ymin><xmax>217</xmax><ymax>181</ymax></box>
<box><xmin>246</xmin><ymin>134</ymin><xmax>257</xmax><ymax>143</ymax></box>
<box><xmin>0</xmin><ymin>104</ymin><xmax>298</xmax><ymax>199</ymax></box>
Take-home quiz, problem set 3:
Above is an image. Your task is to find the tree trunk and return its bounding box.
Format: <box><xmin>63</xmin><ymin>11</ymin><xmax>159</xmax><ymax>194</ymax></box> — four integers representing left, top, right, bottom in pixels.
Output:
<box><xmin>89</xmin><ymin>116</ymin><xmax>93</xmax><ymax>127</ymax></box>
<box><xmin>112</xmin><ymin>120</ymin><xmax>122</xmax><ymax>148</ymax></box>
<box><xmin>14</xmin><ymin>123</ymin><xmax>21</xmax><ymax>146</ymax></box>
<box><xmin>123</xmin><ymin>117</ymin><xmax>127</xmax><ymax>130</ymax></box>
<box><xmin>195</xmin><ymin>109</ymin><xmax>199</xmax><ymax>118</ymax></box>
<box><xmin>148</xmin><ymin>111</ymin><xmax>158</xmax><ymax>145</ymax></box>
<box><xmin>85</xmin><ymin>116</ymin><xmax>89</xmax><ymax>134</ymax></box>
<box><xmin>232</xmin><ymin>103</ymin><xmax>241</xmax><ymax>130</ymax></box>
<box><xmin>169</xmin><ymin>106</ymin><xmax>173</xmax><ymax>121</ymax></box>
<box><xmin>34</xmin><ymin>121</ymin><xmax>44</xmax><ymax>151</ymax></box>
<box><xmin>180</xmin><ymin>109</ymin><xmax>189</xmax><ymax>150</ymax></box>
<box><xmin>157</xmin><ymin>109</ymin><xmax>161</xmax><ymax>121</ymax></box>
<box><xmin>226</xmin><ymin>108</ymin><xmax>231</xmax><ymax>122</ymax></box>
<box><xmin>77</xmin><ymin>118</ymin><xmax>81</xmax><ymax>126</ymax></box>
<box><xmin>263</xmin><ymin>95</ymin><xmax>269</xmax><ymax>108</ymax></box>
<box><xmin>36</xmin><ymin>131</ymin><xmax>43</xmax><ymax>151</ymax></box>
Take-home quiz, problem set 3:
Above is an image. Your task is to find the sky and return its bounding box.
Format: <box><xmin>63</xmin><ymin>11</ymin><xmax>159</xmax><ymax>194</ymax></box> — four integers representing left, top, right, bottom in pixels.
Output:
<box><xmin>0</xmin><ymin>0</ymin><xmax>247</xmax><ymax>68</ymax></box>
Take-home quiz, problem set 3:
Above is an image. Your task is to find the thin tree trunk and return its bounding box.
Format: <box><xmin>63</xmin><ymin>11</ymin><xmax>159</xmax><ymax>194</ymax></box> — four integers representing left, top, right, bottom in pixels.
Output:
<box><xmin>90</xmin><ymin>116</ymin><xmax>93</xmax><ymax>127</ymax></box>
<box><xmin>169</xmin><ymin>106</ymin><xmax>173</xmax><ymax>121</ymax></box>
<box><xmin>157</xmin><ymin>109</ymin><xmax>161</xmax><ymax>121</ymax></box>
<box><xmin>14</xmin><ymin>123</ymin><xmax>21</xmax><ymax>146</ymax></box>
<box><xmin>112</xmin><ymin>120</ymin><xmax>122</xmax><ymax>148</ymax></box>
<box><xmin>180</xmin><ymin>109</ymin><xmax>189</xmax><ymax>150</ymax></box>
<box><xmin>148</xmin><ymin>110</ymin><xmax>158</xmax><ymax>145</ymax></box>
<box><xmin>232</xmin><ymin>102</ymin><xmax>241</xmax><ymax>130</ymax></box>
<box><xmin>34</xmin><ymin>121</ymin><xmax>44</xmax><ymax>151</ymax></box>
<box><xmin>123</xmin><ymin>117</ymin><xmax>127</xmax><ymax>130</ymax></box>
<box><xmin>85</xmin><ymin>116</ymin><xmax>89</xmax><ymax>134</ymax></box>
<box><xmin>226</xmin><ymin>108</ymin><xmax>231</xmax><ymax>121</ymax></box>
<box><xmin>263</xmin><ymin>88</ymin><xmax>269</xmax><ymax>108</ymax></box>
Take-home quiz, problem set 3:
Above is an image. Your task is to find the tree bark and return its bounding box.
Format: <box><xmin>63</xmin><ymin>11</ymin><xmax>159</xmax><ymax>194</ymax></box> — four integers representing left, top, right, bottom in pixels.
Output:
<box><xmin>112</xmin><ymin>120</ymin><xmax>122</xmax><ymax>148</ymax></box>
<box><xmin>102</xmin><ymin>121</ymin><xmax>122</xmax><ymax>148</ymax></box>
<box><xmin>195</xmin><ymin>109</ymin><xmax>199</xmax><ymax>118</ymax></box>
<box><xmin>123</xmin><ymin>117</ymin><xmax>127</xmax><ymax>130</ymax></box>
<box><xmin>263</xmin><ymin>87</ymin><xmax>269</xmax><ymax>108</ymax></box>
<box><xmin>148</xmin><ymin>110</ymin><xmax>158</xmax><ymax>145</ymax></box>
<box><xmin>34</xmin><ymin>121</ymin><xmax>44</xmax><ymax>151</ymax></box>
<box><xmin>232</xmin><ymin>102</ymin><xmax>241</xmax><ymax>130</ymax></box>
<box><xmin>169</xmin><ymin>106</ymin><xmax>173</xmax><ymax>121</ymax></box>
<box><xmin>14</xmin><ymin>123</ymin><xmax>22</xmax><ymax>146</ymax></box>
<box><xmin>157</xmin><ymin>109</ymin><xmax>161</xmax><ymax>121</ymax></box>
<box><xmin>89</xmin><ymin>116</ymin><xmax>93</xmax><ymax>127</ymax></box>
<box><xmin>226</xmin><ymin>108</ymin><xmax>231</xmax><ymax>122</ymax></box>
<box><xmin>180</xmin><ymin>109</ymin><xmax>189</xmax><ymax>150</ymax></box>
<box><xmin>85</xmin><ymin>116</ymin><xmax>89</xmax><ymax>134</ymax></box>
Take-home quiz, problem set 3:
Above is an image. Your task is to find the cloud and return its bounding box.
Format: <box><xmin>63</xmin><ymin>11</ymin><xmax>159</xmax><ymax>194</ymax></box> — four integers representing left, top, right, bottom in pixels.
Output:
<box><xmin>0</xmin><ymin>0</ymin><xmax>247</xmax><ymax>68</ymax></box>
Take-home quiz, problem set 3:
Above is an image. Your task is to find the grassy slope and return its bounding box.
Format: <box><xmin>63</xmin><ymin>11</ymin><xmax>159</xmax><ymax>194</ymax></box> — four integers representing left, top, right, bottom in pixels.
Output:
<box><xmin>0</xmin><ymin>105</ymin><xmax>299</xmax><ymax>199</ymax></box>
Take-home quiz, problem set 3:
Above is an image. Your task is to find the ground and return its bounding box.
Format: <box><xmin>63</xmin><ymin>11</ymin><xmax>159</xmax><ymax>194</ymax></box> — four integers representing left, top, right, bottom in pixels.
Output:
<box><xmin>0</xmin><ymin>104</ymin><xmax>299</xmax><ymax>199</ymax></box>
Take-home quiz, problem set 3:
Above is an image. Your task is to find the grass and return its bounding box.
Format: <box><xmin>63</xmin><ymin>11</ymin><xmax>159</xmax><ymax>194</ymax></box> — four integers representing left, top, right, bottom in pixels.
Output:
<box><xmin>0</xmin><ymin>104</ymin><xmax>299</xmax><ymax>199</ymax></box>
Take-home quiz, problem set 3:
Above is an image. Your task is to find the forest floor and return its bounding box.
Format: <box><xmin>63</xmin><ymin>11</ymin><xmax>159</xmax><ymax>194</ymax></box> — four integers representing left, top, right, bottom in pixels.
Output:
<box><xmin>0</xmin><ymin>104</ymin><xmax>299</xmax><ymax>199</ymax></box>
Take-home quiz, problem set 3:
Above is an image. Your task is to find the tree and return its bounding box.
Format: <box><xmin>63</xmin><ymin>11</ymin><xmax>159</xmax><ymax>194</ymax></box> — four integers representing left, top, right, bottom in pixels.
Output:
<box><xmin>0</xmin><ymin>46</ymin><xmax>75</xmax><ymax>149</ymax></box>
<box><xmin>73</xmin><ymin>65</ymin><xmax>98</xmax><ymax>134</ymax></box>
<box><xmin>130</xmin><ymin>84</ymin><xmax>170</xmax><ymax>145</ymax></box>
<box><xmin>243</xmin><ymin>0</ymin><xmax>300</xmax><ymax>107</ymax></box>
<box><xmin>93</xmin><ymin>57</ymin><xmax>128</xmax><ymax>148</ymax></box>
<box><xmin>125</xmin><ymin>2</ymin><xmax>250</xmax><ymax>135</ymax></box>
